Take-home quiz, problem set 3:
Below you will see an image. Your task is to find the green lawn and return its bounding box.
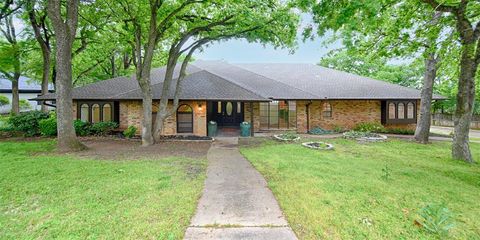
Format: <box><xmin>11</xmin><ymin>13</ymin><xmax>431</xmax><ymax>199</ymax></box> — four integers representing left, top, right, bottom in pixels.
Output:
<box><xmin>240</xmin><ymin>139</ymin><xmax>480</xmax><ymax>239</ymax></box>
<box><xmin>0</xmin><ymin>140</ymin><xmax>206</xmax><ymax>239</ymax></box>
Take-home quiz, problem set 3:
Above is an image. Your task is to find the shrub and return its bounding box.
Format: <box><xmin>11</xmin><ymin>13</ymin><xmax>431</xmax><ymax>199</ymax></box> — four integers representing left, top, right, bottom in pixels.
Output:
<box><xmin>309</xmin><ymin>127</ymin><xmax>333</xmax><ymax>135</ymax></box>
<box><xmin>333</xmin><ymin>125</ymin><xmax>347</xmax><ymax>133</ymax></box>
<box><xmin>73</xmin><ymin>120</ymin><xmax>91</xmax><ymax>136</ymax></box>
<box><xmin>343</xmin><ymin>130</ymin><xmax>382</xmax><ymax>139</ymax></box>
<box><xmin>90</xmin><ymin>121</ymin><xmax>118</xmax><ymax>135</ymax></box>
<box><xmin>418</xmin><ymin>203</ymin><xmax>455</xmax><ymax>237</ymax></box>
<box><xmin>384</xmin><ymin>128</ymin><xmax>415</xmax><ymax>135</ymax></box>
<box><xmin>8</xmin><ymin>111</ymin><xmax>49</xmax><ymax>136</ymax></box>
<box><xmin>19</xmin><ymin>99</ymin><xmax>32</xmax><ymax>111</ymax></box>
<box><xmin>353</xmin><ymin>122</ymin><xmax>386</xmax><ymax>133</ymax></box>
<box><xmin>123</xmin><ymin>125</ymin><xmax>137</xmax><ymax>138</ymax></box>
<box><xmin>0</xmin><ymin>95</ymin><xmax>9</xmax><ymax>107</ymax></box>
<box><xmin>39</xmin><ymin>112</ymin><xmax>57</xmax><ymax>136</ymax></box>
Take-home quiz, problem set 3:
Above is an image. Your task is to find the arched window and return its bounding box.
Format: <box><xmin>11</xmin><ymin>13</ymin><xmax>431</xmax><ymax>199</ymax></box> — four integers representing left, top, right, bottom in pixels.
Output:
<box><xmin>80</xmin><ymin>104</ymin><xmax>89</xmax><ymax>122</ymax></box>
<box><xmin>323</xmin><ymin>102</ymin><xmax>332</xmax><ymax>118</ymax></box>
<box><xmin>388</xmin><ymin>103</ymin><xmax>396</xmax><ymax>119</ymax></box>
<box><xmin>91</xmin><ymin>104</ymin><xmax>100</xmax><ymax>123</ymax></box>
<box><xmin>397</xmin><ymin>103</ymin><xmax>405</xmax><ymax>119</ymax></box>
<box><xmin>177</xmin><ymin>104</ymin><xmax>193</xmax><ymax>133</ymax></box>
<box><xmin>407</xmin><ymin>102</ymin><xmax>415</xmax><ymax>119</ymax></box>
<box><xmin>102</xmin><ymin>103</ymin><xmax>112</xmax><ymax>122</ymax></box>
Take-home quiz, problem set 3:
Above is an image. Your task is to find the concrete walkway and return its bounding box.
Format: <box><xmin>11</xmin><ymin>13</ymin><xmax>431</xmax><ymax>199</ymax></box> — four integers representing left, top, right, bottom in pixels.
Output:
<box><xmin>184</xmin><ymin>137</ymin><xmax>297</xmax><ymax>240</ymax></box>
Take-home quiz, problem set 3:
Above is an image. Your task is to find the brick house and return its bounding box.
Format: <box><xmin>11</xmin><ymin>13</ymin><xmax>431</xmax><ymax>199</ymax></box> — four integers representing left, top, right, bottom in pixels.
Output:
<box><xmin>36</xmin><ymin>60</ymin><xmax>444</xmax><ymax>136</ymax></box>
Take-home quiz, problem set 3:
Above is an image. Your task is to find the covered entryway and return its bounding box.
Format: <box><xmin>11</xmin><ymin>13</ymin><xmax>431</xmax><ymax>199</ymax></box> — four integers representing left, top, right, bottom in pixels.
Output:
<box><xmin>209</xmin><ymin>101</ymin><xmax>244</xmax><ymax>126</ymax></box>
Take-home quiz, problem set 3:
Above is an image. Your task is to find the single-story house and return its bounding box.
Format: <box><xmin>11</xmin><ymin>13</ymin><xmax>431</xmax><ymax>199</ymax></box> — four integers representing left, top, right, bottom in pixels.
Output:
<box><xmin>36</xmin><ymin>60</ymin><xmax>444</xmax><ymax>136</ymax></box>
<box><xmin>1</xmin><ymin>77</ymin><xmax>54</xmax><ymax>114</ymax></box>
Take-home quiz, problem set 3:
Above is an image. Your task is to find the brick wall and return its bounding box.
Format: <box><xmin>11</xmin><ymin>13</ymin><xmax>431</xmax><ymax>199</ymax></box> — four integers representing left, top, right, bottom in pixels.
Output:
<box><xmin>244</xmin><ymin>102</ymin><xmax>260</xmax><ymax>131</ymax></box>
<box><xmin>118</xmin><ymin>100</ymin><xmax>207</xmax><ymax>136</ymax></box>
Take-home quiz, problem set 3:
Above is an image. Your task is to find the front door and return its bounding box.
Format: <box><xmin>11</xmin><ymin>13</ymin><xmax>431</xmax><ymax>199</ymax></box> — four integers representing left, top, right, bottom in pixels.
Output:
<box><xmin>213</xmin><ymin>101</ymin><xmax>243</xmax><ymax>126</ymax></box>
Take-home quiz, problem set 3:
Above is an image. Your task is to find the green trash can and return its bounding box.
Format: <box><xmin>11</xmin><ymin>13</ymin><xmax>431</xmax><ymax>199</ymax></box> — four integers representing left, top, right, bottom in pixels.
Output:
<box><xmin>208</xmin><ymin>121</ymin><xmax>217</xmax><ymax>137</ymax></box>
<box><xmin>240</xmin><ymin>122</ymin><xmax>251</xmax><ymax>137</ymax></box>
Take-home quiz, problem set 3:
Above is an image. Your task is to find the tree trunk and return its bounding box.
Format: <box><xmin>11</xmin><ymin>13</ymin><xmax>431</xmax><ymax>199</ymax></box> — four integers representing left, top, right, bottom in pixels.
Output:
<box><xmin>48</xmin><ymin>0</ymin><xmax>85</xmax><ymax>152</ymax></box>
<box><xmin>10</xmin><ymin>77</ymin><xmax>19</xmax><ymax>114</ymax></box>
<box><xmin>414</xmin><ymin>52</ymin><xmax>437</xmax><ymax>143</ymax></box>
<box><xmin>452</xmin><ymin>42</ymin><xmax>477</xmax><ymax>163</ymax></box>
<box><xmin>40</xmin><ymin>49</ymin><xmax>50</xmax><ymax>112</ymax></box>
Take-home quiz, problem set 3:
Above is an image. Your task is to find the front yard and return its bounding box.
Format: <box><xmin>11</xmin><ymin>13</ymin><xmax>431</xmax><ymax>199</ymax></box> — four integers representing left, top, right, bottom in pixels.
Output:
<box><xmin>240</xmin><ymin>138</ymin><xmax>480</xmax><ymax>239</ymax></box>
<box><xmin>0</xmin><ymin>139</ymin><xmax>208</xmax><ymax>239</ymax></box>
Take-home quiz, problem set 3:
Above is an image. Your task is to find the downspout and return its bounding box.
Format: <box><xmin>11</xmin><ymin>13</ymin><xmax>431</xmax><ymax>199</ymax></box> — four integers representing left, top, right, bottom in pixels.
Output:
<box><xmin>250</xmin><ymin>102</ymin><xmax>254</xmax><ymax>137</ymax></box>
<box><xmin>306</xmin><ymin>100</ymin><xmax>312</xmax><ymax>133</ymax></box>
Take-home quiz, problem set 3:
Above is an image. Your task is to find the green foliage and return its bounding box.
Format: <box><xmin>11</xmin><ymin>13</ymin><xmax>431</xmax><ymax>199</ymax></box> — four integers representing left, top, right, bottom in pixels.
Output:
<box><xmin>353</xmin><ymin>122</ymin><xmax>386</xmax><ymax>133</ymax></box>
<box><xmin>73</xmin><ymin>120</ymin><xmax>91</xmax><ymax>136</ymax></box>
<box><xmin>8</xmin><ymin>111</ymin><xmax>49</xmax><ymax>136</ymax></box>
<box><xmin>333</xmin><ymin>125</ymin><xmax>347</xmax><ymax>133</ymax></box>
<box><xmin>343</xmin><ymin>130</ymin><xmax>381</xmax><ymax>139</ymax></box>
<box><xmin>384</xmin><ymin>128</ymin><xmax>415</xmax><ymax>135</ymax></box>
<box><xmin>0</xmin><ymin>95</ymin><xmax>9</xmax><ymax>107</ymax></box>
<box><xmin>381</xmin><ymin>164</ymin><xmax>391</xmax><ymax>181</ymax></box>
<box><xmin>90</xmin><ymin>121</ymin><xmax>118</xmax><ymax>136</ymax></box>
<box><xmin>418</xmin><ymin>203</ymin><xmax>455</xmax><ymax>237</ymax></box>
<box><xmin>19</xmin><ymin>99</ymin><xmax>31</xmax><ymax>111</ymax></box>
<box><xmin>277</xmin><ymin>132</ymin><xmax>299</xmax><ymax>141</ymax></box>
<box><xmin>308</xmin><ymin>127</ymin><xmax>333</xmax><ymax>135</ymax></box>
<box><xmin>39</xmin><ymin>112</ymin><xmax>57</xmax><ymax>137</ymax></box>
<box><xmin>123</xmin><ymin>125</ymin><xmax>137</xmax><ymax>138</ymax></box>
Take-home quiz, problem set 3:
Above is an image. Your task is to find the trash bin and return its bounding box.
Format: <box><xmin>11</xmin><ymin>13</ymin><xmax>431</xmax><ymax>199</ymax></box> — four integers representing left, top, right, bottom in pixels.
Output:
<box><xmin>208</xmin><ymin>121</ymin><xmax>217</xmax><ymax>137</ymax></box>
<box><xmin>240</xmin><ymin>122</ymin><xmax>251</xmax><ymax>137</ymax></box>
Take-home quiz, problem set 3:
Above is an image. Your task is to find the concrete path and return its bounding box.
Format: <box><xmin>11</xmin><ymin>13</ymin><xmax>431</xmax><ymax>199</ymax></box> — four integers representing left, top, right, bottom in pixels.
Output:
<box><xmin>184</xmin><ymin>137</ymin><xmax>297</xmax><ymax>240</ymax></box>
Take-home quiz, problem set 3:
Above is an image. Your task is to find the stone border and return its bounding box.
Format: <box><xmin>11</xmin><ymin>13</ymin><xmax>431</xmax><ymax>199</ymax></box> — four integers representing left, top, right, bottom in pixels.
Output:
<box><xmin>301</xmin><ymin>141</ymin><xmax>334</xmax><ymax>150</ymax></box>
<box><xmin>356</xmin><ymin>134</ymin><xmax>388</xmax><ymax>142</ymax></box>
<box><xmin>273</xmin><ymin>134</ymin><xmax>300</xmax><ymax>142</ymax></box>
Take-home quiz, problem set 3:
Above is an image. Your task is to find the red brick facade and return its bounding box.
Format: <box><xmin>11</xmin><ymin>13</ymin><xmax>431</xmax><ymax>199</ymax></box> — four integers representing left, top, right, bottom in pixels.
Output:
<box><xmin>74</xmin><ymin>99</ymin><xmax>417</xmax><ymax>136</ymax></box>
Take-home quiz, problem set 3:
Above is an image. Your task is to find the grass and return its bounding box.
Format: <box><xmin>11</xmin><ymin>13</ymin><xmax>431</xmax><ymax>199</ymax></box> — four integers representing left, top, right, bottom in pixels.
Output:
<box><xmin>0</xmin><ymin>140</ymin><xmax>206</xmax><ymax>239</ymax></box>
<box><xmin>240</xmin><ymin>138</ymin><xmax>480</xmax><ymax>239</ymax></box>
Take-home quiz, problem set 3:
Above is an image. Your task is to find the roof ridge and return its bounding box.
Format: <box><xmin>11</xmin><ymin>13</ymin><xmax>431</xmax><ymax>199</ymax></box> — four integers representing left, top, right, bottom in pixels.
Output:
<box><xmin>190</xmin><ymin>64</ymin><xmax>270</xmax><ymax>100</ymax></box>
<box><xmin>231</xmin><ymin>63</ymin><xmax>320</xmax><ymax>99</ymax></box>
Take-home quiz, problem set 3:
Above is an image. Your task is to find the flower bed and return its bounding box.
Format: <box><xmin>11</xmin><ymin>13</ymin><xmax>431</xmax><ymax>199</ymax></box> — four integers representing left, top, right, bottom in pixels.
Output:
<box><xmin>343</xmin><ymin>131</ymin><xmax>387</xmax><ymax>142</ymax></box>
<box><xmin>302</xmin><ymin>141</ymin><xmax>334</xmax><ymax>150</ymax></box>
<box><xmin>273</xmin><ymin>133</ymin><xmax>300</xmax><ymax>142</ymax></box>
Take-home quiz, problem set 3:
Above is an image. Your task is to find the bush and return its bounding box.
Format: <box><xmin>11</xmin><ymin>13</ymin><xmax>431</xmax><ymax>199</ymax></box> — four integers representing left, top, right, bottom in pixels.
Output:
<box><xmin>8</xmin><ymin>111</ymin><xmax>49</xmax><ymax>136</ymax></box>
<box><xmin>19</xmin><ymin>99</ymin><xmax>32</xmax><ymax>111</ymax></box>
<box><xmin>343</xmin><ymin>130</ymin><xmax>382</xmax><ymax>139</ymax></box>
<box><xmin>90</xmin><ymin>121</ymin><xmax>118</xmax><ymax>135</ymax></box>
<box><xmin>123</xmin><ymin>125</ymin><xmax>137</xmax><ymax>138</ymax></box>
<box><xmin>0</xmin><ymin>95</ymin><xmax>9</xmax><ymax>107</ymax></box>
<box><xmin>384</xmin><ymin>128</ymin><xmax>415</xmax><ymax>135</ymax></box>
<box><xmin>39</xmin><ymin>112</ymin><xmax>57</xmax><ymax>136</ymax></box>
<box><xmin>353</xmin><ymin>122</ymin><xmax>386</xmax><ymax>133</ymax></box>
<box><xmin>333</xmin><ymin>125</ymin><xmax>347</xmax><ymax>133</ymax></box>
<box><xmin>309</xmin><ymin>127</ymin><xmax>333</xmax><ymax>135</ymax></box>
<box><xmin>73</xmin><ymin>120</ymin><xmax>91</xmax><ymax>136</ymax></box>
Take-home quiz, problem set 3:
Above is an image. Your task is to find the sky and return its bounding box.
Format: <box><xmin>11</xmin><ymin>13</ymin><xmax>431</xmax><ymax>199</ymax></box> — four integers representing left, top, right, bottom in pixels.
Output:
<box><xmin>195</xmin><ymin>37</ymin><xmax>340</xmax><ymax>64</ymax></box>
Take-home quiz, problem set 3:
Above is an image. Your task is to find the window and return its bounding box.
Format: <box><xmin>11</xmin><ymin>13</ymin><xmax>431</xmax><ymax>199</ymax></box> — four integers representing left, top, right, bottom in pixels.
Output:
<box><xmin>177</xmin><ymin>104</ymin><xmax>193</xmax><ymax>133</ymax></box>
<box><xmin>237</xmin><ymin>102</ymin><xmax>242</xmax><ymax>113</ymax></box>
<box><xmin>226</xmin><ymin>102</ymin><xmax>233</xmax><ymax>116</ymax></box>
<box><xmin>385</xmin><ymin>101</ymin><xmax>416</xmax><ymax>124</ymax></box>
<box><xmin>102</xmin><ymin>103</ymin><xmax>112</xmax><ymax>122</ymax></box>
<box><xmin>323</xmin><ymin>102</ymin><xmax>332</xmax><ymax>118</ymax></box>
<box><xmin>80</xmin><ymin>104</ymin><xmax>89</xmax><ymax>122</ymax></box>
<box><xmin>259</xmin><ymin>100</ymin><xmax>297</xmax><ymax>129</ymax></box>
<box><xmin>91</xmin><ymin>104</ymin><xmax>100</xmax><ymax>123</ymax></box>
<box><xmin>388</xmin><ymin>103</ymin><xmax>396</xmax><ymax>119</ymax></box>
<box><xmin>77</xmin><ymin>101</ymin><xmax>117</xmax><ymax>123</ymax></box>
<box><xmin>407</xmin><ymin>102</ymin><xmax>415</xmax><ymax>119</ymax></box>
<box><xmin>217</xmin><ymin>102</ymin><xmax>222</xmax><ymax>114</ymax></box>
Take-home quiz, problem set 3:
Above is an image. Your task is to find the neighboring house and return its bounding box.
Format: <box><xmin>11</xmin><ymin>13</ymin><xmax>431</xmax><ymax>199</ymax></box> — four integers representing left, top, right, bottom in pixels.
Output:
<box><xmin>36</xmin><ymin>60</ymin><xmax>444</xmax><ymax>136</ymax></box>
<box><xmin>0</xmin><ymin>77</ymin><xmax>54</xmax><ymax>114</ymax></box>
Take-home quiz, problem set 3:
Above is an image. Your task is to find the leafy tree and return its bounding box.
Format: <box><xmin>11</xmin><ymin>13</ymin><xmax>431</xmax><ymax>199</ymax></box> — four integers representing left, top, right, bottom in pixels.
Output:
<box><xmin>46</xmin><ymin>0</ymin><xmax>85</xmax><ymax>151</ymax></box>
<box><xmin>421</xmin><ymin>0</ymin><xmax>479</xmax><ymax>162</ymax></box>
<box><xmin>0</xmin><ymin>95</ymin><xmax>9</xmax><ymax>106</ymax></box>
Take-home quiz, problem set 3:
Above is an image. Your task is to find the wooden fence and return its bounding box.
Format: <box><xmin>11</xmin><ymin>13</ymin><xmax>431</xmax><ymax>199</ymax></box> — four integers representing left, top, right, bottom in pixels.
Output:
<box><xmin>431</xmin><ymin>113</ymin><xmax>480</xmax><ymax>129</ymax></box>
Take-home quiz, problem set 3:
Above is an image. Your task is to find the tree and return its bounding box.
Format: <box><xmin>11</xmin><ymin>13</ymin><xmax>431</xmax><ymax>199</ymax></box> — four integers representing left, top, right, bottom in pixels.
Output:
<box><xmin>421</xmin><ymin>0</ymin><xmax>479</xmax><ymax>162</ymax></box>
<box><xmin>0</xmin><ymin>14</ymin><xmax>21</xmax><ymax>114</ymax></box>
<box><xmin>297</xmin><ymin>0</ymin><xmax>454</xmax><ymax>144</ymax></box>
<box><xmin>26</xmin><ymin>0</ymin><xmax>52</xmax><ymax>112</ymax></box>
<box><xmin>151</xmin><ymin>1</ymin><xmax>298</xmax><ymax>142</ymax></box>
<box><xmin>47</xmin><ymin>0</ymin><xmax>85</xmax><ymax>151</ymax></box>
<box><xmin>0</xmin><ymin>0</ymin><xmax>22</xmax><ymax>20</ymax></box>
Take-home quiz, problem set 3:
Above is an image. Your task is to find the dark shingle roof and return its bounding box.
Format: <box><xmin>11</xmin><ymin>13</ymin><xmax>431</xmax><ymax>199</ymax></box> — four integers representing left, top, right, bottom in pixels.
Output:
<box><xmin>36</xmin><ymin>60</ymin><xmax>445</xmax><ymax>101</ymax></box>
